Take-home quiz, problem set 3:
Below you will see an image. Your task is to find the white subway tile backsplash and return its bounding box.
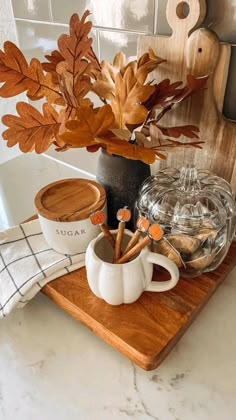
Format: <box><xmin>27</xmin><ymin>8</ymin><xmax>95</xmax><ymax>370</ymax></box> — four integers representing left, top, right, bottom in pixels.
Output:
<box><xmin>99</xmin><ymin>30</ymin><xmax>139</xmax><ymax>62</ymax></box>
<box><xmin>51</xmin><ymin>0</ymin><xmax>155</xmax><ymax>33</ymax></box>
<box><xmin>155</xmin><ymin>0</ymin><xmax>236</xmax><ymax>43</ymax></box>
<box><xmin>11</xmin><ymin>0</ymin><xmax>51</xmax><ymax>22</ymax></box>
<box><xmin>15</xmin><ymin>20</ymin><xmax>67</xmax><ymax>62</ymax></box>
<box><xmin>204</xmin><ymin>0</ymin><xmax>236</xmax><ymax>43</ymax></box>
<box><xmin>154</xmin><ymin>0</ymin><xmax>171</xmax><ymax>35</ymax></box>
<box><xmin>15</xmin><ymin>20</ymin><xmax>98</xmax><ymax>62</ymax></box>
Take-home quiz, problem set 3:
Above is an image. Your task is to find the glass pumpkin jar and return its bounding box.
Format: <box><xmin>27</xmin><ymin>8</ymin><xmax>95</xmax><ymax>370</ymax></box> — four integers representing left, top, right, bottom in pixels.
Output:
<box><xmin>135</xmin><ymin>167</ymin><xmax>236</xmax><ymax>277</ymax></box>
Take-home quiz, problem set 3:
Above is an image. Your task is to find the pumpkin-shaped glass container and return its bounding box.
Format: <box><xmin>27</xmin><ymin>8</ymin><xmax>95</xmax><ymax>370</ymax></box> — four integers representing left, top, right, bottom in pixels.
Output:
<box><xmin>136</xmin><ymin>167</ymin><xmax>236</xmax><ymax>277</ymax></box>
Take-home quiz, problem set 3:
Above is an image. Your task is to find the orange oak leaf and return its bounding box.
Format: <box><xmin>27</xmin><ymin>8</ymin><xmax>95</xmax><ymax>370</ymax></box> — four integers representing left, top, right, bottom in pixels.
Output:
<box><xmin>43</xmin><ymin>12</ymin><xmax>100</xmax><ymax>82</ymax></box>
<box><xmin>60</xmin><ymin>105</ymin><xmax>115</xmax><ymax>148</ymax></box>
<box><xmin>136</xmin><ymin>48</ymin><xmax>166</xmax><ymax>84</ymax></box>
<box><xmin>0</xmin><ymin>41</ymin><xmax>63</xmax><ymax>104</ymax></box>
<box><xmin>42</xmin><ymin>50</ymin><xmax>64</xmax><ymax>84</ymax></box>
<box><xmin>57</xmin><ymin>61</ymin><xmax>92</xmax><ymax>107</ymax></box>
<box><xmin>56</xmin><ymin>61</ymin><xmax>93</xmax><ymax>133</ymax></box>
<box><xmin>92</xmin><ymin>49</ymin><xmax>164</xmax><ymax>101</ymax></box>
<box><xmin>111</xmin><ymin>66</ymin><xmax>154</xmax><ymax>129</ymax></box>
<box><xmin>109</xmin><ymin>128</ymin><xmax>131</xmax><ymax>141</ymax></box>
<box><xmin>2</xmin><ymin>102</ymin><xmax>60</xmax><ymax>153</ymax></box>
<box><xmin>92</xmin><ymin>52</ymin><xmax>126</xmax><ymax>101</ymax></box>
<box><xmin>57</xmin><ymin>12</ymin><xmax>100</xmax><ymax>77</ymax></box>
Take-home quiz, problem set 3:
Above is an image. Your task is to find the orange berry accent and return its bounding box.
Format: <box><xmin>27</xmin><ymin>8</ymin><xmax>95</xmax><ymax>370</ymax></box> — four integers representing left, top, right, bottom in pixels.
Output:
<box><xmin>148</xmin><ymin>224</ymin><xmax>164</xmax><ymax>241</ymax></box>
<box><xmin>117</xmin><ymin>208</ymin><xmax>131</xmax><ymax>222</ymax></box>
<box><xmin>137</xmin><ymin>216</ymin><xmax>150</xmax><ymax>232</ymax></box>
<box><xmin>90</xmin><ymin>211</ymin><xmax>106</xmax><ymax>225</ymax></box>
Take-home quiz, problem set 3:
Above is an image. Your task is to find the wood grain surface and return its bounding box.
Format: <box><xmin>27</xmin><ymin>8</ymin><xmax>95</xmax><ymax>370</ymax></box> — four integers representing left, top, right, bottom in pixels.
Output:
<box><xmin>41</xmin><ymin>241</ymin><xmax>236</xmax><ymax>371</ymax></box>
<box><xmin>34</xmin><ymin>178</ymin><xmax>106</xmax><ymax>222</ymax></box>
<box><xmin>138</xmin><ymin>0</ymin><xmax>236</xmax><ymax>191</ymax></box>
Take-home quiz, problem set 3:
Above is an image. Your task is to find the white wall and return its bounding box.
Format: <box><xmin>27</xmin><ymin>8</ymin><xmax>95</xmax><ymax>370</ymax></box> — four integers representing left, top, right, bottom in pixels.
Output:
<box><xmin>0</xmin><ymin>0</ymin><xmax>23</xmax><ymax>164</ymax></box>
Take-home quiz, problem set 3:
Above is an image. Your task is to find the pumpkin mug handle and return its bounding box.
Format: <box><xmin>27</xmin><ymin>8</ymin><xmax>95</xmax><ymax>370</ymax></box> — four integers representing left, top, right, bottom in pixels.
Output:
<box><xmin>145</xmin><ymin>252</ymin><xmax>179</xmax><ymax>292</ymax></box>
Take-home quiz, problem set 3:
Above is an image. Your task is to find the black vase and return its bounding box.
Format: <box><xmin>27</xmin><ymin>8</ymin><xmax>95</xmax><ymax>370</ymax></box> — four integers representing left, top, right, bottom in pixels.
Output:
<box><xmin>96</xmin><ymin>149</ymin><xmax>151</xmax><ymax>230</ymax></box>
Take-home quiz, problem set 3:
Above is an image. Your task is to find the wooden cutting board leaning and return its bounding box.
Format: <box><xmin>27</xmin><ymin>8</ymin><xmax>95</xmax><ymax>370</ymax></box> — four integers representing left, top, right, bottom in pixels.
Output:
<box><xmin>138</xmin><ymin>0</ymin><xmax>236</xmax><ymax>191</ymax></box>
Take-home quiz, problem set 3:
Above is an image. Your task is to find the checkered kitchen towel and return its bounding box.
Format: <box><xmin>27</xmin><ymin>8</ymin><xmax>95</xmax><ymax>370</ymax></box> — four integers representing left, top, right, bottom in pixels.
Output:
<box><xmin>0</xmin><ymin>219</ymin><xmax>85</xmax><ymax>318</ymax></box>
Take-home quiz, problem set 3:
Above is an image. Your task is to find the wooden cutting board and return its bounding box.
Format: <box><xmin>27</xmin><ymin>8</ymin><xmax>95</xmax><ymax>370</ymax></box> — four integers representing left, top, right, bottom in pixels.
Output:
<box><xmin>25</xmin><ymin>216</ymin><xmax>236</xmax><ymax>370</ymax></box>
<box><xmin>41</xmin><ymin>241</ymin><xmax>236</xmax><ymax>370</ymax></box>
<box><xmin>138</xmin><ymin>0</ymin><xmax>236</xmax><ymax>191</ymax></box>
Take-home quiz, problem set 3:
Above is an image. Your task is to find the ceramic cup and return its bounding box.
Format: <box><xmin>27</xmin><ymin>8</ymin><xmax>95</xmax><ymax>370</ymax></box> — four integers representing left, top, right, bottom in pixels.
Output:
<box><xmin>85</xmin><ymin>229</ymin><xmax>179</xmax><ymax>305</ymax></box>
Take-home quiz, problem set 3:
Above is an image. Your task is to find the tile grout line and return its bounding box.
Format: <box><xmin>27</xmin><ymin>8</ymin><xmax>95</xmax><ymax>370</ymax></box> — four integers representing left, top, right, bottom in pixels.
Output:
<box><xmin>9</xmin><ymin>0</ymin><xmax>20</xmax><ymax>46</ymax></box>
<box><xmin>13</xmin><ymin>17</ymin><xmax>149</xmax><ymax>36</ymax></box>
<box><xmin>97</xmin><ymin>30</ymin><xmax>101</xmax><ymax>62</ymax></box>
<box><xmin>14</xmin><ymin>17</ymin><xmax>69</xmax><ymax>27</ymax></box>
<box><xmin>48</xmin><ymin>0</ymin><xmax>53</xmax><ymax>23</ymax></box>
<box><xmin>153</xmin><ymin>0</ymin><xmax>158</xmax><ymax>35</ymax></box>
<box><xmin>12</xmin><ymin>16</ymin><xmax>236</xmax><ymax>46</ymax></box>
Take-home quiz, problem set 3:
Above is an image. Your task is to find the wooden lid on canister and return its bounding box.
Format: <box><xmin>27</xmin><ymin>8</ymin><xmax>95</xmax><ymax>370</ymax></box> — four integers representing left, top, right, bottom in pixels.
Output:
<box><xmin>35</xmin><ymin>178</ymin><xmax>106</xmax><ymax>222</ymax></box>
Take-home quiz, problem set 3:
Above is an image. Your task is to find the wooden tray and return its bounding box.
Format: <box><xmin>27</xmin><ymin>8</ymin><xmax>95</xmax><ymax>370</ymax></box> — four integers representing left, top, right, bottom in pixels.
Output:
<box><xmin>41</xmin><ymin>241</ymin><xmax>236</xmax><ymax>371</ymax></box>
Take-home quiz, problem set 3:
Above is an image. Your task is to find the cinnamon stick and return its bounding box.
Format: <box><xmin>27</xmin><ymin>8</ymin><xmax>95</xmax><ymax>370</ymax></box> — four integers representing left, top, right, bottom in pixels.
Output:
<box><xmin>123</xmin><ymin>216</ymin><xmax>150</xmax><ymax>254</ymax></box>
<box><xmin>116</xmin><ymin>235</ymin><xmax>151</xmax><ymax>264</ymax></box>
<box><xmin>113</xmin><ymin>208</ymin><xmax>131</xmax><ymax>262</ymax></box>
<box><xmin>116</xmin><ymin>223</ymin><xmax>164</xmax><ymax>264</ymax></box>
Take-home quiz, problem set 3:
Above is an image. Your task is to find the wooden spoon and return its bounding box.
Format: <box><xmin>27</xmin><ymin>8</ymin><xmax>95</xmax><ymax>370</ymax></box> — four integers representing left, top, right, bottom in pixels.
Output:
<box><xmin>123</xmin><ymin>216</ymin><xmax>150</xmax><ymax>254</ymax></box>
<box><xmin>116</xmin><ymin>224</ymin><xmax>164</xmax><ymax>264</ymax></box>
<box><xmin>113</xmin><ymin>208</ymin><xmax>131</xmax><ymax>262</ymax></box>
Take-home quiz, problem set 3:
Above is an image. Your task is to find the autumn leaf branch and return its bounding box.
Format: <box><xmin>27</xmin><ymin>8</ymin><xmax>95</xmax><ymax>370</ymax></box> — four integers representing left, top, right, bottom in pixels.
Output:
<box><xmin>0</xmin><ymin>10</ymin><xmax>209</xmax><ymax>164</ymax></box>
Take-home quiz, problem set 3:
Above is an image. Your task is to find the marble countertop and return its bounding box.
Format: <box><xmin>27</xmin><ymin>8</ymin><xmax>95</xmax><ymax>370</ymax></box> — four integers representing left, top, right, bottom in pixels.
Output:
<box><xmin>1</xmin><ymin>154</ymin><xmax>236</xmax><ymax>420</ymax></box>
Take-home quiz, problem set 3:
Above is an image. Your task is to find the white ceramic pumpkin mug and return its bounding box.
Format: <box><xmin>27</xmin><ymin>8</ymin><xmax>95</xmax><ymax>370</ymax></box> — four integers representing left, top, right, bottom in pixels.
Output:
<box><xmin>85</xmin><ymin>229</ymin><xmax>179</xmax><ymax>305</ymax></box>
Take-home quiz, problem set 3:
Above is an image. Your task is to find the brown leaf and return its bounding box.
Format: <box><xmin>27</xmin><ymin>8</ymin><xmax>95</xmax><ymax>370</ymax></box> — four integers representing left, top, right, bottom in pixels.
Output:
<box><xmin>144</xmin><ymin>79</ymin><xmax>185</xmax><ymax>113</ymax></box>
<box><xmin>113</xmin><ymin>51</ymin><xmax>126</xmax><ymax>72</ymax></box>
<box><xmin>160</xmin><ymin>74</ymin><xmax>209</xmax><ymax>109</ymax></box>
<box><xmin>136</xmin><ymin>48</ymin><xmax>166</xmax><ymax>84</ymax></box>
<box><xmin>109</xmin><ymin>128</ymin><xmax>131</xmax><ymax>141</ymax></box>
<box><xmin>56</xmin><ymin>61</ymin><xmax>92</xmax><ymax>111</ymax></box>
<box><xmin>57</xmin><ymin>12</ymin><xmax>100</xmax><ymax>77</ymax></box>
<box><xmin>0</xmin><ymin>41</ymin><xmax>63</xmax><ymax>104</ymax></box>
<box><xmin>187</xmin><ymin>74</ymin><xmax>210</xmax><ymax>91</ymax></box>
<box><xmin>92</xmin><ymin>52</ymin><xmax>126</xmax><ymax>100</ymax></box>
<box><xmin>135</xmin><ymin>130</ymin><xmax>149</xmax><ymax>146</ymax></box>
<box><xmin>92</xmin><ymin>49</ymin><xmax>164</xmax><ymax>102</ymax></box>
<box><xmin>42</xmin><ymin>50</ymin><xmax>64</xmax><ymax>84</ymax></box>
<box><xmin>86</xmin><ymin>144</ymin><xmax>101</xmax><ymax>153</ymax></box>
<box><xmin>42</xmin><ymin>11</ymin><xmax>100</xmax><ymax>116</ymax></box>
<box><xmin>111</xmin><ymin>66</ymin><xmax>154</xmax><ymax>129</ymax></box>
<box><xmin>50</xmin><ymin>12</ymin><xmax>99</xmax><ymax>113</ymax></box>
<box><xmin>144</xmin><ymin>74</ymin><xmax>209</xmax><ymax>122</ymax></box>
<box><xmin>61</xmin><ymin>104</ymin><xmax>115</xmax><ymax>148</ymax></box>
<box><xmin>156</xmin><ymin>125</ymin><xmax>200</xmax><ymax>139</ymax></box>
<box><xmin>43</xmin><ymin>12</ymin><xmax>100</xmax><ymax>80</ymax></box>
<box><xmin>2</xmin><ymin>102</ymin><xmax>60</xmax><ymax>153</ymax></box>
<box><xmin>149</xmin><ymin>123</ymin><xmax>204</xmax><ymax>151</ymax></box>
